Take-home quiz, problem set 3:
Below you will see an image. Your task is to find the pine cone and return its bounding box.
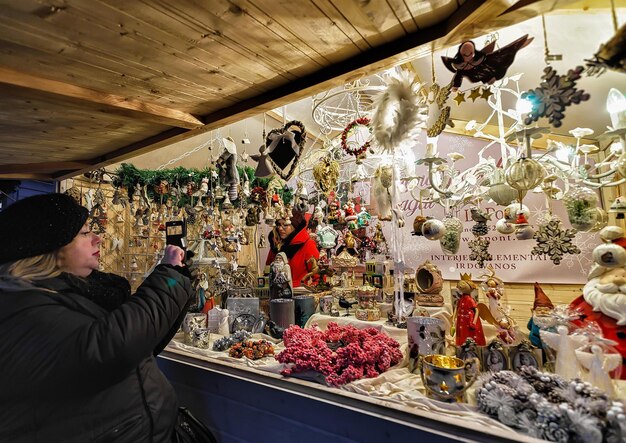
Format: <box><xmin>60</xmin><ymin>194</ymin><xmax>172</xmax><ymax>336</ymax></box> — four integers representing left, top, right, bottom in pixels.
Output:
<box><xmin>472</xmin><ymin>222</ymin><xmax>489</xmax><ymax>236</ymax></box>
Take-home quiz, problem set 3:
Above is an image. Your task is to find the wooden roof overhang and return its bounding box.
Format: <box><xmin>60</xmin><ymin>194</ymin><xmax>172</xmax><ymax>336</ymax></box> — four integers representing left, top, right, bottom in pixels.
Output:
<box><xmin>0</xmin><ymin>0</ymin><xmax>584</xmax><ymax>180</ymax></box>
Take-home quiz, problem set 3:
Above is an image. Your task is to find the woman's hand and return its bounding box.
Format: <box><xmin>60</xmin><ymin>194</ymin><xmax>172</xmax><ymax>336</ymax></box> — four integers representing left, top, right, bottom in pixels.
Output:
<box><xmin>161</xmin><ymin>244</ymin><xmax>185</xmax><ymax>267</ymax></box>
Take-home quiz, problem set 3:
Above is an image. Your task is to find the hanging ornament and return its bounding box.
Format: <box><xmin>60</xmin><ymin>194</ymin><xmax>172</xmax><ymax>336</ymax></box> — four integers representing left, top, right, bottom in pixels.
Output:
<box><xmin>371</xmin><ymin>70</ymin><xmax>427</xmax><ymax>152</ymax></box>
<box><xmin>505</xmin><ymin>156</ymin><xmax>546</xmax><ymax>192</ymax></box>
<box><xmin>514</xmin><ymin>212</ymin><xmax>534</xmax><ymax>240</ymax></box>
<box><xmin>453</xmin><ymin>92</ymin><xmax>466</xmax><ymax>106</ymax></box>
<box><xmin>441</xmin><ymin>34</ymin><xmax>533</xmax><ymax>91</ymax></box>
<box><xmin>592</xmin><ymin>226</ymin><xmax>626</xmax><ymax>267</ymax></box>
<box><xmin>421</xmin><ymin>218</ymin><xmax>446</xmax><ymax>240</ymax></box>
<box><xmin>424</xmin><ymin>83</ymin><xmax>453</xmax><ymax>138</ymax></box>
<box><xmin>312</xmin><ymin>156</ymin><xmax>340</xmax><ymax>195</ymax></box>
<box><xmin>440</xmin><ymin>215</ymin><xmax>463</xmax><ymax>255</ymax></box>
<box><xmin>470</xmin><ymin>206</ymin><xmax>491</xmax><ymax>236</ymax></box>
<box><xmin>495</xmin><ymin>218</ymin><xmax>515</xmax><ymax>234</ymax></box>
<box><xmin>468</xmin><ymin>236</ymin><xmax>492</xmax><ymax>268</ymax></box>
<box><xmin>609</xmin><ymin>196</ymin><xmax>626</xmax><ymax>220</ymax></box>
<box><xmin>504</xmin><ymin>202</ymin><xmax>530</xmax><ymax>223</ymax></box>
<box><xmin>468</xmin><ymin>87</ymin><xmax>482</xmax><ymax>102</ymax></box>
<box><xmin>341</xmin><ymin>117</ymin><xmax>371</xmax><ymax>157</ymax></box>
<box><xmin>257</xmin><ymin>233</ymin><xmax>267</xmax><ymax>248</ymax></box>
<box><xmin>487</xmin><ymin>168</ymin><xmax>519</xmax><ymax>206</ymax></box>
<box><xmin>521</xmin><ymin>66</ymin><xmax>590</xmax><ymax>128</ymax></box>
<box><xmin>585</xmin><ymin>21</ymin><xmax>626</xmax><ymax>76</ymax></box>
<box><xmin>266</xmin><ymin>120</ymin><xmax>307</xmax><ymax>181</ymax></box>
<box><xmin>563</xmin><ymin>185</ymin><xmax>599</xmax><ymax>231</ymax></box>
<box><xmin>531</xmin><ymin>217</ymin><xmax>581</xmax><ymax>265</ymax></box>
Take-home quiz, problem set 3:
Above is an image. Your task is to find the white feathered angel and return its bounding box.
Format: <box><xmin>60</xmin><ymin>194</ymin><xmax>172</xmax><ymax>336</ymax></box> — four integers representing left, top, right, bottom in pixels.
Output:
<box><xmin>540</xmin><ymin>325</ymin><xmax>588</xmax><ymax>380</ymax></box>
<box><xmin>575</xmin><ymin>344</ymin><xmax>622</xmax><ymax>398</ymax></box>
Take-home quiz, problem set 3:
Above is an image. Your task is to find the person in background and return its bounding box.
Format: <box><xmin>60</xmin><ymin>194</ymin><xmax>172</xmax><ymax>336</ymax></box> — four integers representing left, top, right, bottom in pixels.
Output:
<box><xmin>0</xmin><ymin>193</ymin><xmax>194</xmax><ymax>443</ymax></box>
<box><xmin>265</xmin><ymin>207</ymin><xmax>319</xmax><ymax>288</ymax></box>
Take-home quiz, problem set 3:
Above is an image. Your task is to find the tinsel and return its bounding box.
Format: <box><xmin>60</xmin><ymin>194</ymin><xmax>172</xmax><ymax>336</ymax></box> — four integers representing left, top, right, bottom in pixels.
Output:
<box><xmin>476</xmin><ymin>366</ymin><xmax>626</xmax><ymax>442</ymax></box>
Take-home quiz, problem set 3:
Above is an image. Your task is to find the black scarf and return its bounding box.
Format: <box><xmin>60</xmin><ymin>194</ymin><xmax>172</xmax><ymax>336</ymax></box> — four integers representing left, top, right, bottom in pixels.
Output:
<box><xmin>59</xmin><ymin>271</ymin><xmax>132</xmax><ymax>312</ymax></box>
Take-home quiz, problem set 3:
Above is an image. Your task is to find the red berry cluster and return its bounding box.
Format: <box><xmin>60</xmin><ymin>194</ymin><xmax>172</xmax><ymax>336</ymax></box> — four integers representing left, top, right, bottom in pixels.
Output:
<box><xmin>275</xmin><ymin>322</ymin><xmax>402</xmax><ymax>386</ymax></box>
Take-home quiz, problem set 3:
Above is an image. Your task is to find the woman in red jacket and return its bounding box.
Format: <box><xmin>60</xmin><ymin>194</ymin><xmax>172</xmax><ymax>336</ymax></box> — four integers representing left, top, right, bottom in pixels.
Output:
<box><xmin>266</xmin><ymin>208</ymin><xmax>319</xmax><ymax>288</ymax></box>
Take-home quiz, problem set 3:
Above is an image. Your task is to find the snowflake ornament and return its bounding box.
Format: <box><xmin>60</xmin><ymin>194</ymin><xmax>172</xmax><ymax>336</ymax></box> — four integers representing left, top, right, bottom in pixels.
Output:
<box><xmin>531</xmin><ymin>217</ymin><xmax>581</xmax><ymax>265</ymax></box>
<box><xmin>469</xmin><ymin>236</ymin><xmax>492</xmax><ymax>267</ymax></box>
<box><xmin>522</xmin><ymin>66</ymin><xmax>590</xmax><ymax>128</ymax></box>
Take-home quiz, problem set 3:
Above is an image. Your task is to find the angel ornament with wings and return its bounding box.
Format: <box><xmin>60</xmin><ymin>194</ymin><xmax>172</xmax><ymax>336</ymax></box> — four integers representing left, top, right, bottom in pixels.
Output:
<box><xmin>442</xmin><ymin>34</ymin><xmax>533</xmax><ymax>91</ymax></box>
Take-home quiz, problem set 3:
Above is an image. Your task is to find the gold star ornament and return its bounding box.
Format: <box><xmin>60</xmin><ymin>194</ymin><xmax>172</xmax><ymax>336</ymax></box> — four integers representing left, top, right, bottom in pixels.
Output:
<box><xmin>468</xmin><ymin>88</ymin><xmax>482</xmax><ymax>102</ymax></box>
<box><xmin>454</xmin><ymin>92</ymin><xmax>466</xmax><ymax>106</ymax></box>
<box><xmin>480</xmin><ymin>87</ymin><xmax>494</xmax><ymax>100</ymax></box>
<box><xmin>439</xmin><ymin>380</ymin><xmax>449</xmax><ymax>393</ymax></box>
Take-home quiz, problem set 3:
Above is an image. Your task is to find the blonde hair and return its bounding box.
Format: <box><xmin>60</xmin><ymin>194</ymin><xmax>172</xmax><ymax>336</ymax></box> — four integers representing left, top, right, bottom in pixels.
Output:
<box><xmin>0</xmin><ymin>252</ymin><xmax>61</xmax><ymax>282</ymax></box>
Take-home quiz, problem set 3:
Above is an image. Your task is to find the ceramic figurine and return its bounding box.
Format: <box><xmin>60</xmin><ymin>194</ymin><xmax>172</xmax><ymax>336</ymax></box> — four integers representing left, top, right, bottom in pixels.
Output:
<box><xmin>540</xmin><ymin>325</ymin><xmax>588</xmax><ymax>379</ymax></box>
<box><xmin>527</xmin><ymin>283</ymin><xmax>556</xmax><ymax>348</ymax></box>
<box><xmin>414</xmin><ymin>260</ymin><xmax>444</xmax><ymax>307</ymax></box>
<box><xmin>452</xmin><ymin>273</ymin><xmax>486</xmax><ymax>346</ymax></box>
<box><xmin>219</xmin><ymin>137</ymin><xmax>240</xmax><ymax>201</ymax></box>
<box><xmin>373</xmin><ymin>165</ymin><xmax>393</xmax><ymax>221</ymax></box>
<box><xmin>570</xmin><ymin>233</ymin><xmax>626</xmax><ymax>379</ymax></box>
<box><xmin>477</xmin><ymin>265</ymin><xmax>516</xmax><ymax>344</ymax></box>
<box><xmin>514</xmin><ymin>212</ymin><xmax>534</xmax><ymax>240</ymax></box>
<box><xmin>269</xmin><ymin>252</ymin><xmax>293</xmax><ymax>300</ymax></box>
<box><xmin>195</xmin><ymin>272</ymin><xmax>210</xmax><ymax>312</ymax></box>
<box><xmin>576</xmin><ymin>344</ymin><xmax>622</xmax><ymax>398</ymax></box>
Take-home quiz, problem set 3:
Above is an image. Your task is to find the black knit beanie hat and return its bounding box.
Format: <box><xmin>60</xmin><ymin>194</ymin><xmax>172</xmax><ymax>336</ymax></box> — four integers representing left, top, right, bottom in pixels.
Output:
<box><xmin>0</xmin><ymin>193</ymin><xmax>89</xmax><ymax>265</ymax></box>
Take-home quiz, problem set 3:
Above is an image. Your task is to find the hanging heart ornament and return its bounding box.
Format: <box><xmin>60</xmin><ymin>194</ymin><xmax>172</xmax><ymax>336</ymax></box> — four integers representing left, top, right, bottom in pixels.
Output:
<box><xmin>266</xmin><ymin>120</ymin><xmax>307</xmax><ymax>181</ymax></box>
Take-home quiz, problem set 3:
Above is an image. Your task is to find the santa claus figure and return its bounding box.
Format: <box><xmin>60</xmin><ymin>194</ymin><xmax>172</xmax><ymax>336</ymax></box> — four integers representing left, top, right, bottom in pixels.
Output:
<box><xmin>570</xmin><ymin>226</ymin><xmax>626</xmax><ymax>379</ymax></box>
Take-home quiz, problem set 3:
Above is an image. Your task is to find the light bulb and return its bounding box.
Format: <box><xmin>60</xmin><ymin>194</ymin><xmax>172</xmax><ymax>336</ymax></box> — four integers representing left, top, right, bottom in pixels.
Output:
<box><xmin>607</xmin><ymin>88</ymin><xmax>626</xmax><ymax>129</ymax></box>
<box><xmin>516</xmin><ymin>97</ymin><xmax>533</xmax><ymax>115</ymax></box>
<box><xmin>607</xmin><ymin>88</ymin><xmax>626</xmax><ymax>114</ymax></box>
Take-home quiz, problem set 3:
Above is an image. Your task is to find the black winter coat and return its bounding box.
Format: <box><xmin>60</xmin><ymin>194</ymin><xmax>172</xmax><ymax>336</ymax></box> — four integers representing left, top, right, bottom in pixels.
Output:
<box><xmin>0</xmin><ymin>265</ymin><xmax>193</xmax><ymax>443</ymax></box>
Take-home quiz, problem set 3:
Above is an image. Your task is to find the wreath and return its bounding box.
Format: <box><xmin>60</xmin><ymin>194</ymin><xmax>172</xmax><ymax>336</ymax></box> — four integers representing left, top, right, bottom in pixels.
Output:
<box><xmin>341</xmin><ymin>117</ymin><xmax>371</xmax><ymax>157</ymax></box>
<box><xmin>371</xmin><ymin>70</ymin><xmax>428</xmax><ymax>152</ymax></box>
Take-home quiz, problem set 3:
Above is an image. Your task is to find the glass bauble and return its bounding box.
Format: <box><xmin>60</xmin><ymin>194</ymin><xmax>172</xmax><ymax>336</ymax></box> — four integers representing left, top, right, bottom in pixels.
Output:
<box><xmin>440</xmin><ymin>216</ymin><xmax>463</xmax><ymax>255</ymax></box>
<box><xmin>488</xmin><ymin>182</ymin><xmax>520</xmax><ymax>206</ymax></box>
<box><xmin>422</xmin><ymin>219</ymin><xmax>446</xmax><ymax>240</ymax></box>
<box><xmin>496</xmin><ymin>218</ymin><xmax>515</xmax><ymax>234</ymax></box>
<box><xmin>563</xmin><ymin>185</ymin><xmax>599</xmax><ymax>231</ymax></box>
<box><xmin>589</xmin><ymin>207</ymin><xmax>608</xmax><ymax>232</ymax></box>
<box><xmin>505</xmin><ymin>157</ymin><xmax>545</xmax><ymax>191</ymax></box>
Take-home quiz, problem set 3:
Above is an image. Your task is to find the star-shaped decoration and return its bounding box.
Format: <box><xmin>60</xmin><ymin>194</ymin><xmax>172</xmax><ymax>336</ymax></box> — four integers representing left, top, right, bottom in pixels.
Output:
<box><xmin>522</xmin><ymin>65</ymin><xmax>590</xmax><ymax>128</ymax></box>
<box><xmin>468</xmin><ymin>88</ymin><xmax>482</xmax><ymax>102</ymax></box>
<box><xmin>439</xmin><ymin>380</ymin><xmax>450</xmax><ymax>393</ymax></box>
<box><xmin>531</xmin><ymin>217</ymin><xmax>581</xmax><ymax>265</ymax></box>
<box><xmin>469</xmin><ymin>236</ymin><xmax>492</xmax><ymax>267</ymax></box>
<box><xmin>480</xmin><ymin>87</ymin><xmax>493</xmax><ymax>101</ymax></box>
<box><xmin>454</xmin><ymin>92</ymin><xmax>466</xmax><ymax>106</ymax></box>
<box><xmin>425</xmin><ymin>368</ymin><xmax>432</xmax><ymax>377</ymax></box>
<box><xmin>454</xmin><ymin>373</ymin><xmax>463</xmax><ymax>384</ymax></box>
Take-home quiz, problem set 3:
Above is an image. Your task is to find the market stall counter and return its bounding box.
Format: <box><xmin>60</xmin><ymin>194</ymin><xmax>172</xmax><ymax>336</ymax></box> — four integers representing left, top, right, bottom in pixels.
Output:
<box><xmin>159</xmin><ymin>309</ymin><xmax>550</xmax><ymax>443</ymax></box>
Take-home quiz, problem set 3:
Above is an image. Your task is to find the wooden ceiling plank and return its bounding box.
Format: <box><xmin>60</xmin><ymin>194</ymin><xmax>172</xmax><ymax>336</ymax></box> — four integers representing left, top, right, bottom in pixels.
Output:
<box><xmin>97</xmin><ymin>0</ymin><xmax>301</xmax><ymax>81</ymax></box>
<box><xmin>0</xmin><ymin>41</ymin><xmax>222</xmax><ymax>109</ymax></box>
<box><xmin>327</xmin><ymin>0</ymin><xmax>399</xmax><ymax>47</ymax></box>
<box><xmin>387</xmin><ymin>0</ymin><xmax>420</xmax><ymax>33</ymax></box>
<box><xmin>0</xmin><ymin>173</ymin><xmax>53</xmax><ymax>180</ymax></box>
<box><xmin>0</xmin><ymin>67</ymin><xmax>204</xmax><ymax>129</ymax></box>
<box><xmin>74</xmin><ymin>1</ymin><xmax>292</xmax><ymax>87</ymax></box>
<box><xmin>246</xmin><ymin>0</ymin><xmax>364</xmax><ymax>64</ymax></box>
<box><xmin>309</xmin><ymin>1</ymin><xmax>372</xmax><ymax>51</ymax></box>
<box><xmin>52</xmin><ymin>0</ymin><xmax>492</xmax><ymax>180</ymax></box>
<box><xmin>0</xmin><ymin>6</ymin><xmax>248</xmax><ymax>104</ymax></box>
<box><xmin>357</xmin><ymin>0</ymin><xmax>414</xmax><ymax>38</ymax></box>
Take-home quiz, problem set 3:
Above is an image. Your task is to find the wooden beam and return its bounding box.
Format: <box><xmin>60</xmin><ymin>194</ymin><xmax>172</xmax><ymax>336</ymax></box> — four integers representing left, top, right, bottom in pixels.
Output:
<box><xmin>0</xmin><ymin>67</ymin><xmax>204</xmax><ymax>130</ymax></box>
<box><xmin>0</xmin><ymin>161</ymin><xmax>92</xmax><ymax>174</ymax></box>
<box><xmin>0</xmin><ymin>172</ymin><xmax>53</xmax><ymax>180</ymax></box>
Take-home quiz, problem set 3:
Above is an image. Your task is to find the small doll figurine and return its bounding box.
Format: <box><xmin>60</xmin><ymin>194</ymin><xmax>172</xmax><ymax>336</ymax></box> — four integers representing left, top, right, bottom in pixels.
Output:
<box><xmin>441</xmin><ymin>34</ymin><xmax>534</xmax><ymax>91</ymax></box>
<box><xmin>452</xmin><ymin>273</ymin><xmax>486</xmax><ymax>346</ymax></box>
<box><xmin>250</xmin><ymin>144</ymin><xmax>274</xmax><ymax>178</ymax></box>
<box><xmin>195</xmin><ymin>272</ymin><xmax>210</xmax><ymax>312</ymax></box>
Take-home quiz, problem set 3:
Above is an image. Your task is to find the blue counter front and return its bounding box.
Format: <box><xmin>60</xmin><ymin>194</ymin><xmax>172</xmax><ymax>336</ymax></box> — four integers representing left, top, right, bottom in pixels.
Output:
<box><xmin>158</xmin><ymin>350</ymin><xmax>537</xmax><ymax>443</ymax></box>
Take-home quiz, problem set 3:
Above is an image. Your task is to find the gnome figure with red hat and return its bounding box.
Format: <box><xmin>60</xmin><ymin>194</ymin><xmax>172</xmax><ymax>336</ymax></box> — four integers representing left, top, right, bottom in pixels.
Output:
<box><xmin>527</xmin><ymin>282</ymin><xmax>556</xmax><ymax>348</ymax></box>
<box><xmin>570</xmin><ymin>226</ymin><xmax>626</xmax><ymax>379</ymax></box>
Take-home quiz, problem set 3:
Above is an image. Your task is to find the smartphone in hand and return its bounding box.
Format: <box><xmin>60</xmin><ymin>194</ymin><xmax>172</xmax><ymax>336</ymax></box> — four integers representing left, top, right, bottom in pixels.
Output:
<box><xmin>165</xmin><ymin>220</ymin><xmax>187</xmax><ymax>250</ymax></box>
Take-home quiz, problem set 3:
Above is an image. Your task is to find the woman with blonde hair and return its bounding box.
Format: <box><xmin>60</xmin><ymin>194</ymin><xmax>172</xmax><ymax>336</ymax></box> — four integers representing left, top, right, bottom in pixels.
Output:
<box><xmin>0</xmin><ymin>193</ymin><xmax>194</xmax><ymax>442</ymax></box>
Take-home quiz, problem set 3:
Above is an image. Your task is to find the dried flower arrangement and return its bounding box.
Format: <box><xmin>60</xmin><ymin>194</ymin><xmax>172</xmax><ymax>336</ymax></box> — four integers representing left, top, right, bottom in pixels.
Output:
<box><xmin>228</xmin><ymin>340</ymin><xmax>275</xmax><ymax>360</ymax></box>
<box><xmin>275</xmin><ymin>322</ymin><xmax>403</xmax><ymax>386</ymax></box>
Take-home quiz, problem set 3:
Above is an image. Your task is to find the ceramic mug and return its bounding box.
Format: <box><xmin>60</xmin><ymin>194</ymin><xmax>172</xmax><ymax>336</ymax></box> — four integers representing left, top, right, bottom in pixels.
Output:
<box><xmin>182</xmin><ymin>312</ymin><xmax>207</xmax><ymax>345</ymax></box>
<box><xmin>270</xmin><ymin>298</ymin><xmax>295</xmax><ymax>329</ymax></box>
<box><xmin>418</xmin><ymin>354</ymin><xmax>479</xmax><ymax>403</ymax></box>
<box><xmin>407</xmin><ymin>316</ymin><xmax>446</xmax><ymax>373</ymax></box>
<box><xmin>293</xmin><ymin>295</ymin><xmax>317</xmax><ymax>327</ymax></box>
<box><xmin>191</xmin><ymin>328</ymin><xmax>211</xmax><ymax>349</ymax></box>
<box><xmin>319</xmin><ymin>295</ymin><xmax>334</xmax><ymax>314</ymax></box>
